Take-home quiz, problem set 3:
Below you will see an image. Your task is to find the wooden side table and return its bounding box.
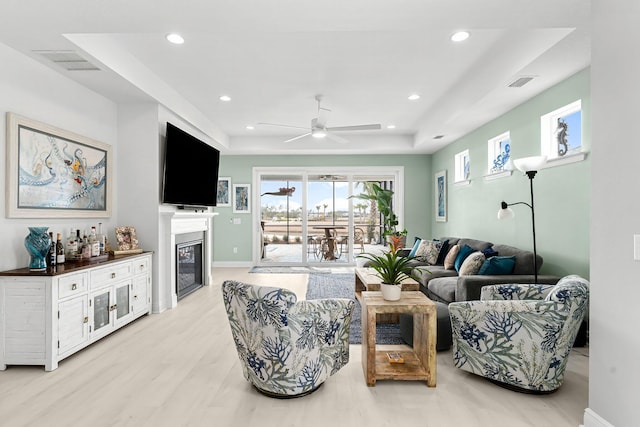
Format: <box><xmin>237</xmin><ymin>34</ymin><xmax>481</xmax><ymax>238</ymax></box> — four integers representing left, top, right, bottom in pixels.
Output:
<box><xmin>361</xmin><ymin>291</ymin><xmax>437</xmax><ymax>387</ymax></box>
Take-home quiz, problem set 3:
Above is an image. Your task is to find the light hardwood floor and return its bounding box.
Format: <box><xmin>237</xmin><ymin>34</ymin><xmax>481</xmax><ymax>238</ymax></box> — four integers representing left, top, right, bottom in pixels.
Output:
<box><xmin>0</xmin><ymin>267</ymin><xmax>588</xmax><ymax>427</ymax></box>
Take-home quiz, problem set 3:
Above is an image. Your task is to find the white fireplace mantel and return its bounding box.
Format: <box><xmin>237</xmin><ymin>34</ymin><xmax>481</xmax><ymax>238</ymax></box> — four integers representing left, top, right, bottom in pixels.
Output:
<box><xmin>157</xmin><ymin>211</ymin><xmax>218</xmax><ymax>312</ymax></box>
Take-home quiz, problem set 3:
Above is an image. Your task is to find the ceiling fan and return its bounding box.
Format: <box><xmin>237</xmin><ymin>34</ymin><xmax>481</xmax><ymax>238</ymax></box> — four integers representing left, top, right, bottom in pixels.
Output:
<box><xmin>258</xmin><ymin>95</ymin><xmax>381</xmax><ymax>143</ymax></box>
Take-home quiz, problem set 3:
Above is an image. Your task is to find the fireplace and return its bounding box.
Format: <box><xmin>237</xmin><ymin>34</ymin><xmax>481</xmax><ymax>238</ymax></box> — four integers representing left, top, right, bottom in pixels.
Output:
<box><xmin>176</xmin><ymin>239</ymin><xmax>204</xmax><ymax>300</ymax></box>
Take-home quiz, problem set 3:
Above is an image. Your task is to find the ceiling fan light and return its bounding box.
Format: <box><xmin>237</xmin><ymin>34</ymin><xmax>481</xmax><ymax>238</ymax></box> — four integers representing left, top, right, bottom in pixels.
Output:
<box><xmin>166</xmin><ymin>33</ymin><xmax>185</xmax><ymax>44</ymax></box>
<box><xmin>312</xmin><ymin>128</ymin><xmax>327</xmax><ymax>138</ymax></box>
<box><xmin>451</xmin><ymin>31</ymin><xmax>470</xmax><ymax>42</ymax></box>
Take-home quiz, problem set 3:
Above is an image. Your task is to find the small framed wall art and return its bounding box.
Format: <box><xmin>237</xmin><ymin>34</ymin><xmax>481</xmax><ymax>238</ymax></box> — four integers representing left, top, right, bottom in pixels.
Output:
<box><xmin>435</xmin><ymin>170</ymin><xmax>447</xmax><ymax>222</ymax></box>
<box><xmin>233</xmin><ymin>184</ymin><xmax>251</xmax><ymax>213</ymax></box>
<box><xmin>216</xmin><ymin>177</ymin><xmax>231</xmax><ymax>206</ymax></box>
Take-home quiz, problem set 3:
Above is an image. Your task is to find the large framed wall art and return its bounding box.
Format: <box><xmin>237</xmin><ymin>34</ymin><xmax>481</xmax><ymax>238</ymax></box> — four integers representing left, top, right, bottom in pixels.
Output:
<box><xmin>6</xmin><ymin>113</ymin><xmax>112</xmax><ymax>218</ymax></box>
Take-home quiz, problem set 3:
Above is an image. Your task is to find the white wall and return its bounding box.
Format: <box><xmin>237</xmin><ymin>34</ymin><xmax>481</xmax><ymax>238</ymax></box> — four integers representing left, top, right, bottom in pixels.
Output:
<box><xmin>0</xmin><ymin>43</ymin><xmax>118</xmax><ymax>271</ymax></box>
<box><xmin>587</xmin><ymin>2</ymin><xmax>640</xmax><ymax>426</ymax></box>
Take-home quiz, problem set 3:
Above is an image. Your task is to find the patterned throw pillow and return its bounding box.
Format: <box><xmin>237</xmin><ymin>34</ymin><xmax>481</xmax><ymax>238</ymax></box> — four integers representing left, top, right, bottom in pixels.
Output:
<box><xmin>414</xmin><ymin>239</ymin><xmax>442</xmax><ymax>265</ymax></box>
<box><xmin>444</xmin><ymin>244</ymin><xmax>460</xmax><ymax>270</ymax></box>
<box><xmin>458</xmin><ymin>251</ymin><xmax>486</xmax><ymax>276</ymax></box>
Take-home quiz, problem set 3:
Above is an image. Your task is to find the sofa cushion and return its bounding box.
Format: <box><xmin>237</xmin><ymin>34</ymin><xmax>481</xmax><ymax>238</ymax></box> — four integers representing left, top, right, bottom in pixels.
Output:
<box><xmin>427</xmin><ymin>277</ymin><xmax>458</xmax><ymax>304</ymax></box>
<box><xmin>456</xmin><ymin>238</ymin><xmax>493</xmax><ymax>251</ymax></box>
<box><xmin>415</xmin><ymin>239</ymin><xmax>442</xmax><ymax>265</ymax></box>
<box><xmin>444</xmin><ymin>244</ymin><xmax>460</xmax><ymax>270</ymax></box>
<box><xmin>458</xmin><ymin>251</ymin><xmax>485</xmax><ymax>275</ymax></box>
<box><xmin>412</xmin><ymin>265</ymin><xmax>458</xmax><ymax>283</ymax></box>
<box><xmin>478</xmin><ymin>255</ymin><xmax>516</xmax><ymax>275</ymax></box>
<box><xmin>454</xmin><ymin>244</ymin><xmax>475</xmax><ymax>272</ymax></box>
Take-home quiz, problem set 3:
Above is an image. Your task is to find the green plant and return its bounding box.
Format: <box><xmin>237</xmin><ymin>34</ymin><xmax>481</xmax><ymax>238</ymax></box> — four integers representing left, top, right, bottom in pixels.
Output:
<box><xmin>351</xmin><ymin>182</ymin><xmax>407</xmax><ymax>238</ymax></box>
<box><xmin>358</xmin><ymin>251</ymin><xmax>417</xmax><ymax>285</ymax></box>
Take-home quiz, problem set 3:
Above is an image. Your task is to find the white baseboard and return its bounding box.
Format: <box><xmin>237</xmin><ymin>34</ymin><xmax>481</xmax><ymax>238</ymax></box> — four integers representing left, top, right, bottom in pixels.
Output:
<box><xmin>583</xmin><ymin>408</ymin><xmax>615</xmax><ymax>427</ymax></box>
<box><xmin>212</xmin><ymin>261</ymin><xmax>253</xmax><ymax>268</ymax></box>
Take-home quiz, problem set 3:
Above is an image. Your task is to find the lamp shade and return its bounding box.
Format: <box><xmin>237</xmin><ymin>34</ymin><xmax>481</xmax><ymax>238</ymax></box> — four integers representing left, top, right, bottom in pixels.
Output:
<box><xmin>513</xmin><ymin>155</ymin><xmax>547</xmax><ymax>172</ymax></box>
<box><xmin>497</xmin><ymin>206</ymin><xmax>515</xmax><ymax>220</ymax></box>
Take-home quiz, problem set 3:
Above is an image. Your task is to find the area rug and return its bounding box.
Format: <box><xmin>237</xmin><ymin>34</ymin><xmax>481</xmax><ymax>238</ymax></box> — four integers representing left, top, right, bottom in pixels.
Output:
<box><xmin>305</xmin><ymin>273</ymin><xmax>403</xmax><ymax>345</ymax></box>
<box><xmin>249</xmin><ymin>266</ymin><xmax>354</xmax><ymax>274</ymax></box>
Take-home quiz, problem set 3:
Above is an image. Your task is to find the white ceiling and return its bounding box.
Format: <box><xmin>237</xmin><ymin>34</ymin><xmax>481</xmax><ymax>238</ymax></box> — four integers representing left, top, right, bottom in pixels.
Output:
<box><xmin>0</xmin><ymin>0</ymin><xmax>590</xmax><ymax>155</ymax></box>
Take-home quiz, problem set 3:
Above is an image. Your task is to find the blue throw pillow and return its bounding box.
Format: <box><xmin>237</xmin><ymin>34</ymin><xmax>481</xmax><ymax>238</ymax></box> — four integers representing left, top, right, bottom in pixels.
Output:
<box><xmin>454</xmin><ymin>244</ymin><xmax>475</xmax><ymax>272</ymax></box>
<box><xmin>478</xmin><ymin>256</ymin><xmax>516</xmax><ymax>275</ymax></box>
<box><xmin>482</xmin><ymin>246</ymin><xmax>499</xmax><ymax>258</ymax></box>
<box><xmin>408</xmin><ymin>238</ymin><xmax>422</xmax><ymax>258</ymax></box>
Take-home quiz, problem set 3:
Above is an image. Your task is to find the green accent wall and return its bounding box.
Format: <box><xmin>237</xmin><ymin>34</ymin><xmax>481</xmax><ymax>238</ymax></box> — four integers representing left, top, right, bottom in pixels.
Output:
<box><xmin>431</xmin><ymin>68</ymin><xmax>590</xmax><ymax>278</ymax></box>
<box><xmin>214</xmin><ymin>155</ymin><xmax>431</xmax><ymax>263</ymax></box>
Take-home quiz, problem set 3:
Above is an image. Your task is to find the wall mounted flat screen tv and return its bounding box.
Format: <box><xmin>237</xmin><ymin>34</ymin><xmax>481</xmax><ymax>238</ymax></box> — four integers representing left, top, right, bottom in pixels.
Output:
<box><xmin>162</xmin><ymin>122</ymin><xmax>220</xmax><ymax>208</ymax></box>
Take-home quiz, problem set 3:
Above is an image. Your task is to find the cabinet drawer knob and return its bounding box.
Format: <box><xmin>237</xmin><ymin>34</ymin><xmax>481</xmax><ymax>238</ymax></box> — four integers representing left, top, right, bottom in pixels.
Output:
<box><xmin>111</xmin><ymin>273</ymin><xmax>116</xmax><ymax>279</ymax></box>
<box><xmin>71</xmin><ymin>283</ymin><xmax>77</xmax><ymax>290</ymax></box>
<box><xmin>83</xmin><ymin>316</ymin><xmax>88</xmax><ymax>323</ymax></box>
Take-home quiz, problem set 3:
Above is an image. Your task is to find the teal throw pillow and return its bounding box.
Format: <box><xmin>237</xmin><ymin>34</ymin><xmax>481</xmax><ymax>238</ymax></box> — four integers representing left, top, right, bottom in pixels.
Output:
<box><xmin>454</xmin><ymin>244</ymin><xmax>475</xmax><ymax>272</ymax></box>
<box><xmin>478</xmin><ymin>256</ymin><xmax>516</xmax><ymax>275</ymax></box>
<box><xmin>408</xmin><ymin>238</ymin><xmax>422</xmax><ymax>258</ymax></box>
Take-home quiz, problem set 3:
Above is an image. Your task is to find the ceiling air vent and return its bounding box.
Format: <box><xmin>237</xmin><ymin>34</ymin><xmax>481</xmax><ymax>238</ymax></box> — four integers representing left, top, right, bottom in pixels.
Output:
<box><xmin>508</xmin><ymin>76</ymin><xmax>535</xmax><ymax>88</ymax></box>
<box><xmin>34</xmin><ymin>50</ymin><xmax>100</xmax><ymax>71</ymax></box>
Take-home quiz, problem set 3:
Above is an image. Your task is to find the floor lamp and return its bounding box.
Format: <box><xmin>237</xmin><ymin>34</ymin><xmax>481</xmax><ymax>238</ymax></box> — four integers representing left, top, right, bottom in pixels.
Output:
<box><xmin>497</xmin><ymin>156</ymin><xmax>547</xmax><ymax>284</ymax></box>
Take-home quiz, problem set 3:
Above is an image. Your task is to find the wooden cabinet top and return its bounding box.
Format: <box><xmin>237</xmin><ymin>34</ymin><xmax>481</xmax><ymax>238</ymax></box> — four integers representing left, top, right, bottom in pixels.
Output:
<box><xmin>0</xmin><ymin>252</ymin><xmax>152</xmax><ymax>277</ymax></box>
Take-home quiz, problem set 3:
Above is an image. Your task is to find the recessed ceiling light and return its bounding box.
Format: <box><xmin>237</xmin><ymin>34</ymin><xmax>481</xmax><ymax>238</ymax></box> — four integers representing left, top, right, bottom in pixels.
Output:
<box><xmin>219</xmin><ymin>95</ymin><xmax>231</xmax><ymax>102</ymax></box>
<box><xmin>408</xmin><ymin>94</ymin><xmax>420</xmax><ymax>101</ymax></box>
<box><xmin>245</xmin><ymin>125</ymin><xmax>255</xmax><ymax>130</ymax></box>
<box><xmin>166</xmin><ymin>33</ymin><xmax>185</xmax><ymax>44</ymax></box>
<box><xmin>451</xmin><ymin>31</ymin><xmax>470</xmax><ymax>42</ymax></box>
<box><xmin>386</xmin><ymin>124</ymin><xmax>396</xmax><ymax>129</ymax></box>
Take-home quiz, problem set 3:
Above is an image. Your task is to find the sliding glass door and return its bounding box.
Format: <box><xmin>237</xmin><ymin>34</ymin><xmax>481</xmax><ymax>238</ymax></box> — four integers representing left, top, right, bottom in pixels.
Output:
<box><xmin>255</xmin><ymin>167</ymin><xmax>403</xmax><ymax>266</ymax></box>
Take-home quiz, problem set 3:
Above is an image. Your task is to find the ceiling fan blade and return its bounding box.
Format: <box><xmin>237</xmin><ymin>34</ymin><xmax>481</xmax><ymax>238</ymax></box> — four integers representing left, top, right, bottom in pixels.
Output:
<box><xmin>326</xmin><ymin>132</ymin><xmax>349</xmax><ymax>144</ymax></box>
<box><xmin>326</xmin><ymin>124</ymin><xmax>382</xmax><ymax>132</ymax></box>
<box><xmin>283</xmin><ymin>132</ymin><xmax>311</xmax><ymax>143</ymax></box>
<box><xmin>258</xmin><ymin>122</ymin><xmax>309</xmax><ymax>131</ymax></box>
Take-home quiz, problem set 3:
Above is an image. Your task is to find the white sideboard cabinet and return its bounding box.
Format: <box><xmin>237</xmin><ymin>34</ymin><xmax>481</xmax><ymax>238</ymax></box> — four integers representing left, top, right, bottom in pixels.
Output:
<box><xmin>0</xmin><ymin>252</ymin><xmax>152</xmax><ymax>371</ymax></box>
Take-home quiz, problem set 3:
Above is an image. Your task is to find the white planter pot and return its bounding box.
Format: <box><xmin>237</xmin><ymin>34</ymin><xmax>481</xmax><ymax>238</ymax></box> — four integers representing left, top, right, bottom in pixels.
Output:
<box><xmin>380</xmin><ymin>283</ymin><xmax>402</xmax><ymax>301</ymax></box>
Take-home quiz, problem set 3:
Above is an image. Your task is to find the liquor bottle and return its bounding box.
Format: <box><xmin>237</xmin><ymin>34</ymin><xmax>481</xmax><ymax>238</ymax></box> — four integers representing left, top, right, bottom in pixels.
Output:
<box><xmin>48</xmin><ymin>232</ymin><xmax>56</xmax><ymax>267</ymax></box>
<box><xmin>66</xmin><ymin>228</ymin><xmax>77</xmax><ymax>259</ymax></box>
<box><xmin>89</xmin><ymin>226</ymin><xmax>100</xmax><ymax>257</ymax></box>
<box><xmin>56</xmin><ymin>233</ymin><xmax>65</xmax><ymax>264</ymax></box>
<box><xmin>97</xmin><ymin>223</ymin><xmax>106</xmax><ymax>254</ymax></box>
<box><xmin>81</xmin><ymin>230</ymin><xmax>91</xmax><ymax>258</ymax></box>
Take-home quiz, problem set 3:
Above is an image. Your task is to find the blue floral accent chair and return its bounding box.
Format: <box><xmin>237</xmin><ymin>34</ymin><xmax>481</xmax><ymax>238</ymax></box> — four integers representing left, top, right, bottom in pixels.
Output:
<box><xmin>222</xmin><ymin>280</ymin><xmax>355</xmax><ymax>398</ymax></box>
<box><xmin>449</xmin><ymin>275</ymin><xmax>589</xmax><ymax>393</ymax></box>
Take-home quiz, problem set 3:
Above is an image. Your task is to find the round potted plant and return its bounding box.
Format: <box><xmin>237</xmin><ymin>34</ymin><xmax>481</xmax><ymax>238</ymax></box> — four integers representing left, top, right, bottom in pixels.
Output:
<box><xmin>358</xmin><ymin>249</ymin><xmax>416</xmax><ymax>301</ymax></box>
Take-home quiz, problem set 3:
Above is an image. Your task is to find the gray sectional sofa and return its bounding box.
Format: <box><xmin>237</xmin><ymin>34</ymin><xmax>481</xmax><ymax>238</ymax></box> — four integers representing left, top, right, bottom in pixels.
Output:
<box><xmin>398</xmin><ymin>236</ymin><xmax>590</xmax><ymax>351</ymax></box>
<box><xmin>404</xmin><ymin>236</ymin><xmax>560</xmax><ymax>304</ymax></box>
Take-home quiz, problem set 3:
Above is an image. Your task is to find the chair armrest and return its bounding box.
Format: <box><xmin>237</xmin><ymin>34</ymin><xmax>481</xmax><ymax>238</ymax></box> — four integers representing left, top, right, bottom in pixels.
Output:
<box><xmin>480</xmin><ymin>284</ymin><xmax>555</xmax><ymax>301</ymax></box>
<box><xmin>455</xmin><ymin>274</ymin><xmax>560</xmax><ymax>301</ymax></box>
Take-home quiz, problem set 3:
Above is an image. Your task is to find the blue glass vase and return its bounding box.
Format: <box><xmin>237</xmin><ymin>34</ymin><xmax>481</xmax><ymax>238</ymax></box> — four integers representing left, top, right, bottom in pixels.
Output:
<box><xmin>24</xmin><ymin>227</ymin><xmax>51</xmax><ymax>271</ymax></box>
